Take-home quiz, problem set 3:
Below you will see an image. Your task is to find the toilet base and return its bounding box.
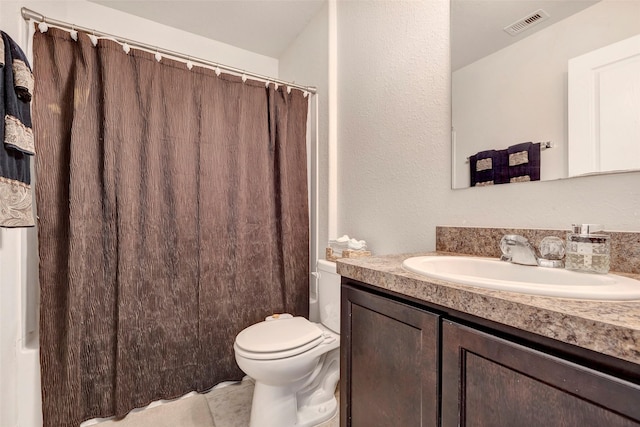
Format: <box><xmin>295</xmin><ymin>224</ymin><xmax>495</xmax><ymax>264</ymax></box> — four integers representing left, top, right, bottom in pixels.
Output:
<box><xmin>249</xmin><ymin>382</ymin><xmax>298</xmax><ymax>427</ymax></box>
<box><xmin>296</xmin><ymin>395</ymin><xmax>338</xmax><ymax>427</ymax></box>
<box><xmin>248</xmin><ymin>348</ymin><xmax>340</xmax><ymax>427</ymax></box>
<box><xmin>248</xmin><ymin>383</ymin><xmax>338</xmax><ymax>427</ymax></box>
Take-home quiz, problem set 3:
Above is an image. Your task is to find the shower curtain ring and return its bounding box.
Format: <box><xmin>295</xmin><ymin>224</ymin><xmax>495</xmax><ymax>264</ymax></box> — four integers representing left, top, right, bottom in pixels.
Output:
<box><xmin>155</xmin><ymin>49</ymin><xmax>162</xmax><ymax>62</ymax></box>
<box><xmin>89</xmin><ymin>30</ymin><xmax>98</xmax><ymax>47</ymax></box>
<box><xmin>186</xmin><ymin>57</ymin><xmax>194</xmax><ymax>70</ymax></box>
<box><xmin>70</xmin><ymin>25</ymin><xmax>78</xmax><ymax>41</ymax></box>
<box><xmin>38</xmin><ymin>18</ymin><xmax>49</xmax><ymax>33</ymax></box>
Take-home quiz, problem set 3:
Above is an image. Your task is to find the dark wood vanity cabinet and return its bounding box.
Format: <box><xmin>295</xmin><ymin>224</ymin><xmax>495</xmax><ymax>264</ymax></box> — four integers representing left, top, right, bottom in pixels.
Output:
<box><xmin>341</xmin><ymin>281</ymin><xmax>640</xmax><ymax>427</ymax></box>
<box><xmin>340</xmin><ymin>283</ymin><xmax>440</xmax><ymax>427</ymax></box>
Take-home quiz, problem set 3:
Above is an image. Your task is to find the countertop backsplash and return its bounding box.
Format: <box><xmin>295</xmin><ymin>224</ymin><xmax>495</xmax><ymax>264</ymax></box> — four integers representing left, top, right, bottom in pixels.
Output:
<box><xmin>436</xmin><ymin>226</ymin><xmax>640</xmax><ymax>275</ymax></box>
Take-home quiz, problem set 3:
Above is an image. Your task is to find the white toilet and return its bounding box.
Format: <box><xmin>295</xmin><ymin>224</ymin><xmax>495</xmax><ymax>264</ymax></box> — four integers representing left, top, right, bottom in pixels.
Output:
<box><xmin>234</xmin><ymin>260</ymin><xmax>341</xmax><ymax>427</ymax></box>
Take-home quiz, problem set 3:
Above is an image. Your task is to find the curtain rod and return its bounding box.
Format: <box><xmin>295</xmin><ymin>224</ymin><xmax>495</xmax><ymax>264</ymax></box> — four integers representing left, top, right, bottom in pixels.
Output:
<box><xmin>20</xmin><ymin>7</ymin><xmax>317</xmax><ymax>95</ymax></box>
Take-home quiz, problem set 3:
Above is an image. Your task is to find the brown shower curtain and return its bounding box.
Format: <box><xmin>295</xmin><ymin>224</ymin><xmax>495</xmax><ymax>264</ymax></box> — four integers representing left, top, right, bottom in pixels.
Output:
<box><xmin>33</xmin><ymin>28</ymin><xmax>309</xmax><ymax>427</ymax></box>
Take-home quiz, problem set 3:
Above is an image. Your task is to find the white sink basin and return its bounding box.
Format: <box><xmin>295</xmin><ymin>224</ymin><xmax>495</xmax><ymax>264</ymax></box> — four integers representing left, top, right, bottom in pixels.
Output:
<box><xmin>402</xmin><ymin>256</ymin><xmax>640</xmax><ymax>300</ymax></box>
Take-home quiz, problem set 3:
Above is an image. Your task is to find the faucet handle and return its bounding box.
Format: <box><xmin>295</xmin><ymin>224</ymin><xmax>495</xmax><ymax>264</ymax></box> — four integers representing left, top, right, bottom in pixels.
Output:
<box><xmin>539</xmin><ymin>236</ymin><xmax>565</xmax><ymax>260</ymax></box>
<box><xmin>538</xmin><ymin>236</ymin><xmax>565</xmax><ymax>268</ymax></box>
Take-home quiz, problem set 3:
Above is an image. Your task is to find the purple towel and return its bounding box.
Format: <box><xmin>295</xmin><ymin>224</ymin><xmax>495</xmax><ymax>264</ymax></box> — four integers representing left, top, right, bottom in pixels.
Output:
<box><xmin>507</xmin><ymin>142</ymin><xmax>540</xmax><ymax>183</ymax></box>
<box><xmin>469</xmin><ymin>149</ymin><xmax>508</xmax><ymax>187</ymax></box>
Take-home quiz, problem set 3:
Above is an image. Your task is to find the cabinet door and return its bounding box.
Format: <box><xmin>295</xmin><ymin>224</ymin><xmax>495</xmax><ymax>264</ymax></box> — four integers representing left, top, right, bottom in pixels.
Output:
<box><xmin>341</xmin><ymin>285</ymin><xmax>440</xmax><ymax>427</ymax></box>
<box><xmin>442</xmin><ymin>320</ymin><xmax>640</xmax><ymax>427</ymax></box>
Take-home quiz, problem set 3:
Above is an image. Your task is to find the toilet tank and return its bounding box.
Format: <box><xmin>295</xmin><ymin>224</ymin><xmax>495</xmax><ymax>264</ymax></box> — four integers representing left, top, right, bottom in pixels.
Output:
<box><xmin>317</xmin><ymin>260</ymin><xmax>340</xmax><ymax>334</ymax></box>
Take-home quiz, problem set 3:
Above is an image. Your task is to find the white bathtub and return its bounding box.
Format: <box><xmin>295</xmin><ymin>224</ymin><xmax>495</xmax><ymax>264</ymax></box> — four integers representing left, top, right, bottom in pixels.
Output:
<box><xmin>0</xmin><ymin>227</ymin><xmax>42</xmax><ymax>427</ymax></box>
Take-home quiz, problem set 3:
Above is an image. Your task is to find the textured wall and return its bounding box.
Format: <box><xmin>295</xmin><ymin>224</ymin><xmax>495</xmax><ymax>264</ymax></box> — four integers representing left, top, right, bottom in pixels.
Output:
<box><xmin>337</xmin><ymin>0</ymin><xmax>451</xmax><ymax>255</ymax></box>
<box><xmin>337</xmin><ymin>0</ymin><xmax>640</xmax><ymax>257</ymax></box>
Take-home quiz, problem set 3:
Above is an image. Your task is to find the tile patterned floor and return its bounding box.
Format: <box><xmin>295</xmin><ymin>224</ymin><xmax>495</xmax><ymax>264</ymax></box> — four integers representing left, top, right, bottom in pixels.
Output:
<box><xmin>93</xmin><ymin>378</ymin><xmax>339</xmax><ymax>427</ymax></box>
<box><xmin>206</xmin><ymin>379</ymin><xmax>339</xmax><ymax>427</ymax></box>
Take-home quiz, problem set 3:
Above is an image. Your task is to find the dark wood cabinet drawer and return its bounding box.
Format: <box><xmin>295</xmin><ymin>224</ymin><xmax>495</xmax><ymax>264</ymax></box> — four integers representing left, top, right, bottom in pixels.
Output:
<box><xmin>441</xmin><ymin>320</ymin><xmax>640</xmax><ymax>427</ymax></box>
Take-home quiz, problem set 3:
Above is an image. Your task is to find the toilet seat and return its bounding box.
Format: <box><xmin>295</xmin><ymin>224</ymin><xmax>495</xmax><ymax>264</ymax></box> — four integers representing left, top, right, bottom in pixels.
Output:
<box><xmin>235</xmin><ymin>317</ymin><xmax>324</xmax><ymax>360</ymax></box>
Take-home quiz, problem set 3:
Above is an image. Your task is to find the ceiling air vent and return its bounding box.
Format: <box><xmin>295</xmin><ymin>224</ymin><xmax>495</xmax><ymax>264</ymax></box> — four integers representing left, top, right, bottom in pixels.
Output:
<box><xmin>504</xmin><ymin>9</ymin><xmax>550</xmax><ymax>36</ymax></box>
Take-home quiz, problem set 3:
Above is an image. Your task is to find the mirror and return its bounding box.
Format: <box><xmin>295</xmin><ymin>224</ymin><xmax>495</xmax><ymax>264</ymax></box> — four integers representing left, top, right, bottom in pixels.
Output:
<box><xmin>451</xmin><ymin>0</ymin><xmax>640</xmax><ymax>189</ymax></box>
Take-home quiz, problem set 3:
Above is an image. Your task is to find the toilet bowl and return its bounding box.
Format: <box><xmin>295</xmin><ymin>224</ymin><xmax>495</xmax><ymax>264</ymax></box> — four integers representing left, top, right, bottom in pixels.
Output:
<box><xmin>233</xmin><ymin>260</ymin><xmax>341</xmax><ymax>427</ymax></box>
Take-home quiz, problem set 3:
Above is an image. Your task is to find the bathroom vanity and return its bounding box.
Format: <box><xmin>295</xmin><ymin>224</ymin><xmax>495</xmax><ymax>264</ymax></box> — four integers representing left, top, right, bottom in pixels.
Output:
<box><xmin>337</xmin><ymin>251</ymin><xmax>640</xmax><ymax>427</ymax></box>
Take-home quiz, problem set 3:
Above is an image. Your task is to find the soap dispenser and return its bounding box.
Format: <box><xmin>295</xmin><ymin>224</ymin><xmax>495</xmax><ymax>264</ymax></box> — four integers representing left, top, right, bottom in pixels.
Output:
<box><xmin>565</xmin><ymin>224</ymin><xmax>610</xmax><ymax>274</ymax></box>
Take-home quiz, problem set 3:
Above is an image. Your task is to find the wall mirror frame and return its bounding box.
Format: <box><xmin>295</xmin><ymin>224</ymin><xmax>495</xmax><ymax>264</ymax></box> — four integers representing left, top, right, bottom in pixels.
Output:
<box><xmin>451</xmin><ymin>0</ymin><xmax>640</xmax><ymax>190</ymax></box>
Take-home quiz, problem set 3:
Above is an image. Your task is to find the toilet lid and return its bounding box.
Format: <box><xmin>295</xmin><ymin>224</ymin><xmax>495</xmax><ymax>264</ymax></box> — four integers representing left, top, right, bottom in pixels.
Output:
<box><xmin>235</xmin><ymin>316</ymin><xmax>323</xmax><ymax>354</ymax></box>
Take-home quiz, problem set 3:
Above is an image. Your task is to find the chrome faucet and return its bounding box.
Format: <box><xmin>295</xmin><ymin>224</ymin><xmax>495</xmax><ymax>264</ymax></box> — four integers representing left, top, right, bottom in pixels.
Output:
<box><xmin>500</xmin><ymin>234</ymin><xmax>565</xmax><ymax>268</ymax></box>
<box><xmin>500</xmin><ymin>234</ymin><xmax>539</xmax><ymax>266</ymax></box>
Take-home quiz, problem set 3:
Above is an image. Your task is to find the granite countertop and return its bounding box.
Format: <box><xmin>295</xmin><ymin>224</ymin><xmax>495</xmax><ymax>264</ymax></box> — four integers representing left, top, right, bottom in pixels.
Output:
<box><xmin>336</xmin><ymin>252</ymin><xmax>640</xmax><ymax>366</ymax></box>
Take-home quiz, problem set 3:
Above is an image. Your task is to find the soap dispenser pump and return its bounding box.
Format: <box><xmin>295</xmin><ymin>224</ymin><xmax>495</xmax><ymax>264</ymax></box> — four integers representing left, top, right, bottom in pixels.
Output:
<box><xmin>565</xmin><ymin>224</ymin><xmax>610</xmax><ymax>274</ymax></box>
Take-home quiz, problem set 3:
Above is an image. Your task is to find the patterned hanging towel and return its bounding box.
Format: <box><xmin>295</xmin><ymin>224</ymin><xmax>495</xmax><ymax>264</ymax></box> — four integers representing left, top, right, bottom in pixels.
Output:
<box><xmin>0</xmin><ymin>30</ymin><xmax>35</xmax><ymax>227</ymax></box>
<box><xmin>507</xmin><ymin>142</ymin><xmax>541</xmax><ymax>183</ymax></box>
<box><xmin>469</xmin><ymin>149</ymin><xmax>509</xmax><ymax>187</ymax></box>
